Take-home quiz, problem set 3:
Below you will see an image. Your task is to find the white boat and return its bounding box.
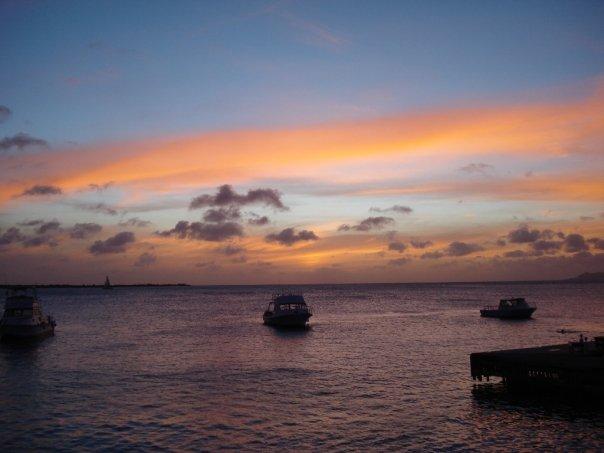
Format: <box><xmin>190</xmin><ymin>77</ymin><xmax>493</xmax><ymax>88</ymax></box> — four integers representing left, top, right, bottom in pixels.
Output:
<box><xmin>480</xmin><ymin>297</ymin><xmax>536</xmax><ymax>319</ymax></box>
<box><xmin>0</xmin><ymin>287</ymin><xmax>56</xmax><ymax>340</ymax></box>
<box><xmin>263</xmin><ymin>294</ymin><xmax>312</xmax><ymax>328</ymax></box>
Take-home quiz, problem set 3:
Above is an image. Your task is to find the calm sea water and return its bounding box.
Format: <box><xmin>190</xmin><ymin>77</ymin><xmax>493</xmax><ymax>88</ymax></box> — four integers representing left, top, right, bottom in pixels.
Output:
<box><xmin>1</xmin><ymin>282</ymin><xmax>603</xmax><ymax>451</ymax></box>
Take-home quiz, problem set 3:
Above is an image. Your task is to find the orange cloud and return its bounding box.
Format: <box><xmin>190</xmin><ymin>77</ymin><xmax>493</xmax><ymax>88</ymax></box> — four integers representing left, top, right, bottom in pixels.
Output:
<box><xmin>2</xmin><ymin>79</ymin><xmax>603</xmax><ymax>203</ymax></box>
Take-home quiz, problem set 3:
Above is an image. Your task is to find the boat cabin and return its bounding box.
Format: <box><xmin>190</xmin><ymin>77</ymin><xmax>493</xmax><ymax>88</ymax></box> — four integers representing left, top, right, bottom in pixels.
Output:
<box><xmin>3</xmin><ymin>288</ymin><xmax>45</xmax><ymax>320</ymax></box>
<box><xmin>498</xmin><ymin>298</ymin><xmax>529</xmax><ymax>309</ymax></box>
<box><xmin>267</xmin><ymin>294</ymin><xmax>310</xmax><ymax>313</ymax></box>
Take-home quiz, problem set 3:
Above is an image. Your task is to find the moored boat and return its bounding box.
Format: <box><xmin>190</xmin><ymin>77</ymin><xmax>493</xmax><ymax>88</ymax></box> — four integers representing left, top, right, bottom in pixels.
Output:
<box><xmin>480</xmin><ymin>297</ymin><xmax>536</xmax><ymax>319</ymax></box>
<box><xmin>0</xmin><ymin>287</ymin><xmax>56</xmax><ymax>340</ymax></box>
<box><xmin>263</xmin><ymin>294</ymin><xmax>312</xmax><ymax>328</ymax></box>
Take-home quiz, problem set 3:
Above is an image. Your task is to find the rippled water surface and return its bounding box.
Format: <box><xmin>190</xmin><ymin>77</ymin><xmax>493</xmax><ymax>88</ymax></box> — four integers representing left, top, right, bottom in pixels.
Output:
<box><xmin>1</xmin><ymin>283</ymin><xmax>603</xmax><ymax>451</ymax></box>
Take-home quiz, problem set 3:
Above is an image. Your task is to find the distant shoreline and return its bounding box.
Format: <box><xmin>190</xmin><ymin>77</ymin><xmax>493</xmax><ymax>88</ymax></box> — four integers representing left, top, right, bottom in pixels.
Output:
<box><xmin>0</xmin><ymin>283</ymin><xmax>190</xmax><ymax>289</ymax></box>
<box><xmin>0</xmin><ymin>273</ymin><xmax>602</xmax><ymax>289</ymax></box>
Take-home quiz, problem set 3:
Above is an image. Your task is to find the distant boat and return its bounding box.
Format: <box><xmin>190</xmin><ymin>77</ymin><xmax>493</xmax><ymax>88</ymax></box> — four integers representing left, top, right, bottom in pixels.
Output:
<box><xmin>103</xmin><ymin>276</ymin><xmax>112</xmax><ymax>290</ymax></box>
<box><xmin>0</xmin><ymin>287</ymin><xmax>56</xmax><ymax>340</ymax></box>
<box><xmin>480</xmin><ymin>298</ymin><xmax>536</xmax><ymax>319</ymax></box>
<box><xmin>263</xmin><ymin>294</ymin><xmax>312</xmax><ymax>328</ymax></box>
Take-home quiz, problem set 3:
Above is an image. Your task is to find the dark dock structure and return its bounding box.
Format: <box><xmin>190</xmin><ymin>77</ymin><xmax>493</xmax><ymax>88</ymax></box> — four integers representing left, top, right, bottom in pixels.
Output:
<box><xmin>471</xmin><ymin>340</ymin><xmax>604</xmax><ymax>397</ymax></box>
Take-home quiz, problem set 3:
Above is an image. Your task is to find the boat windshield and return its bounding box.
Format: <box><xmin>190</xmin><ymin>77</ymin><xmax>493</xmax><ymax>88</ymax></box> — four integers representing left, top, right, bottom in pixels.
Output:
<box><xmin>6</xmin><ymin>287</ymin><xmax>37</xmax><ymax>298</ymax></box>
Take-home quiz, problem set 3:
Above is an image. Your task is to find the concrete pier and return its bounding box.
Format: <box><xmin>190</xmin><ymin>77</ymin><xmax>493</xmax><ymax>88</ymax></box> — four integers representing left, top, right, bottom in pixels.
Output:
<box><xmin>470</xmin><ymin>341</ymin><xmax>604</xmax><ymax>397</ymax></box>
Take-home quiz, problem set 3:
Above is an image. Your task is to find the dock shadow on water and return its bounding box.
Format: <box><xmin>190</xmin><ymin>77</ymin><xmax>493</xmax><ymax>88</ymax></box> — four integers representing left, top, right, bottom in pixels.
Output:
<box><xmin>471</xmin><ymin>382</ymin><xmax>604</xmax><ymax>418</ymax></box>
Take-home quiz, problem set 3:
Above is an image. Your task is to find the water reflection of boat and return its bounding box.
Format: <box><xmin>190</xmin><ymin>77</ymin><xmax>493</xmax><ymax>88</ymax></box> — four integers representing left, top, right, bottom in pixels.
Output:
<box><xmin>480</xmin><ymin>298</ymin><xmax>536</xmax><ymax>319</ymax></box>
<box><xmin>0</xmin><ymin>287</ymin><xmax>56</xmax><ymax>340</ymax></box>
<box><xmin>263</xmin><ymin>294</ymin><xmax>312</xmax><ymax>328</ymax></box>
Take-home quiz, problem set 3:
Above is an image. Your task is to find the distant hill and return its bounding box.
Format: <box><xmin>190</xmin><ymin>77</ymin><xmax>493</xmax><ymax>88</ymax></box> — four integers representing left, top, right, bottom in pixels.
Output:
<box><xmin>564</xmin><ymin>272</ymin><xmax>604</xmax><ymax>283</ymax></box>
<box><xmin>0</xmin><ymin>283</ymin><xmax>190</xmax><ymax>289</ymax></box>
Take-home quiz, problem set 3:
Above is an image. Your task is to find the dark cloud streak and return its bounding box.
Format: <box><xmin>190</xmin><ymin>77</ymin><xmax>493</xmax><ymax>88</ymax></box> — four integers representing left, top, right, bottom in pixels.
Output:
<box><xmin>446</xmin><ymin>241</ymin><xmax>484</xmax><ymax>256</ymax></box>
<box><xmin>36</xmin><ymin>221</ymin><xmax>61</xmax><ymax>235</ymax></box>
<box><xmin>89</xmin><ymin>231</ymin><xmax>135</xmax><ymax>255</ymax></box>
<box><xmin>118</xmin><ymin>217</ymin><xmax>151</xmax><ymax>227</ymax></box>
<box><xmin>0</xmin><ymin>105</ymin><xmax>11</xmax><ymax>123</ymax></box>
<box><xmin>75</xmin><ymin>202</ymin><xmax>119</xmax><ymax>216</ymax></box>
<box><xmin>248</xmin><ymin>214</ymin><xmax>270</xmax><ymax>226</ymax></box>
<box><xmin>156</xmin><ymin>221</ymin><xmax>244</xmax><ymax>242</ymax></box>
<box><xmin>18</xmin><ymin>219</ymin><xmax>44</xmax><ymax>227</ymax></box>
<box><xmin>265</xmin><ymin>228</ymin><xmax>318</xmax><ymax>246</ymax></box>
<box><xmin>339</xmin><ymin>216</ymin><xmax>394</xmax><ymax>232</ymax></box>
<box><xmin>70</xmin><ymin>223</ymin><xmax>102</xmax><ymax>239</ymax></box>
<box><xmin>190</xmin><ymin>184</ymin><xmax>287</xmax><ymax>210</ymax></box>
<box><xmin>370</xmin><ymin>205</ymin><xmax>413</xmax><ymax>214</ymax></box>
<box><xmin>459</xmin><ymin>163</ymin><xmax>493</xmax><ymax>174</ymax></box>
<box><xmin>563</xmin><ymin>233</ymin><xmax>588</xmax><ymax>253</ymax></box>
<box><xmin>0</xmin><ymin>227</ymin><xmax>25</xmax><ymax>246</ymax></box>
<box><xmin>508</xmin><ymin>224</ymin><xmax>541</xmax><ymax>243</ymax></box>
<box><xmin>134</xmin><ymin>252</ymin><xmax>156</xmax><ymax>267</ymax></box>
<box><xmin>202</xmin><ymin>207</ymin><xmax>241</xmax><ymax>223</ymax></box>
<box><xmin>388</xmin><ymin>241</ymin><xmax>407</xmax><ymax>252</ymax></box>
<box><xmin>20</xmin><ymin>185</ymin><xmax>62</xmax><ymax>197</ymax></box>
<box><xmin>0</xmin><ymin>133</ymin><xmax>48</xmax><ymax>151</ymax></box>
<box><xmin>410</xmin><ymin>239</ymin><xmax>433</xmax><ymax>249</ymax></box>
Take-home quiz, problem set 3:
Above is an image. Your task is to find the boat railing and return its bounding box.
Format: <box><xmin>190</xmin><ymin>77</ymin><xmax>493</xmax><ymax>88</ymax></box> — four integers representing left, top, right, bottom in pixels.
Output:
<box><xmin>277</xmin><ymin>305</ymin><xmax>312</xmax><ymax>314</ymax></box>
<box><xmin>482</xmin><ymin>303</ymin><xmax>529</xmax><ymax>310</ymax></box>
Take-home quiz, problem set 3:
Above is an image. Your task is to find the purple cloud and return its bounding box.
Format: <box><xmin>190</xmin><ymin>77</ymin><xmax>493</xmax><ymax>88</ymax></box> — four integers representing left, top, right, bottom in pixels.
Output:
<box><xmin>410</xmin><ymin>239</ymin><xmax>433</xmax><ymax>249</ymax></box>
<box><xmin>563</xmin><ymin>234</ymin><xmax>588</xmax><ymax>253</ymax></box>
<box><xmin>70</xmin><ymin>223</ymin><xmax>103</xmax><ymax>239</ymax></box>
<box><xmin>265</xmin><ymin>227</ymin><xmax>318</xmax><ymax>246</ymax></box>
<box><xmin>89</xmin><ymin>231</ymin><xmax>135</xmax><ymax>255</ymax></box>
<box><xmin>35</xmin><ymin>221</ymin><xmax>61</xmax><ymax>235</ymax></box>
<box><xmin>0</xmin><ymin>133</ymin><xmax>48</xmax><ymax>151</ymax></box>
<box><xmin>0</xmin><ymin>105</ymin><xmax>11</xmax><ymax>123</ymax></box>
<box><xmin>118</xmin><ymin>217</ymin><xmax>151</xmax><ymax>227</ymax></box>
<box><xmin>370</xmin><ymin>205</ymin><xmax>413</xmax><ymax>215</ymax></box>
<box><xmin>339</xmin><ymin>216</ymin><xmax>394</xmax><ymax>232</ymax></box>
<box><xmin>20</xmin><ymin>185</ymin><xmax>62</xmax><ymax>197</ymax></box>
<box><xmin>134</xmin><ymin>252</ymin><xmax>157</xmax><ymax>267</ymax></box>
<box><xmin>388</xmin><ymin>241</ymin><xmax>407</xmax><ymax>252</ymax></box>
<box><xmin>445</xmin><ymin>241</ymin><xmax>484</xmax><ymax>256</ymax></box>
<box><xmin>202</xmin><ymin>207</ymin><xmax>241</xmax><ymax>223</ymax></box>
<box><xmin>190</xmin><ymin>184</ymin><xmax>287</xmax><ymax>210</ymax></box>
<box><xmin>157</xmin><ymin>221</ymin><xmax>244</xmax><ymax>242</ymax></box>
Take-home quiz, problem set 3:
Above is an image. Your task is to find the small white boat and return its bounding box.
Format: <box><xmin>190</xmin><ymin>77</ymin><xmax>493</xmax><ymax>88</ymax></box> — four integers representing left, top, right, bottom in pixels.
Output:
<box><xmin>480</xmin><ymin>297</ymin><xmax>536</xmax><ymax>319</ymax></box>
<box><xmin>263</xmin><ymin>294</ymin><xmax>312</xmax><ymax>328</ymax></box>
<box><xmin>0</xmin><ymin>287</ymin><xmax>56</xmax><ymax>340</ymax></box>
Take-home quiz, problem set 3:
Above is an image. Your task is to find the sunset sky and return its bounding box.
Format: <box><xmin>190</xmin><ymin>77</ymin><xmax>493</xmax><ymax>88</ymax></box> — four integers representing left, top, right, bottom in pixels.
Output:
<box><xmin>1</xmin><ymin>0</ymin><xmax>603</xmax><ymax>284</ymax></box>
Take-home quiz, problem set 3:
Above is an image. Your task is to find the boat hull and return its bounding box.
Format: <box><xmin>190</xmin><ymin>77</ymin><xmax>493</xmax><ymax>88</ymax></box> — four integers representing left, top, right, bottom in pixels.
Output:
<box><xmin>263</xmin><ymin>313</ymin><xmax>311</xmax><ymax>328</ymax></box>
<box><xmin>480</xmin><ymin>307</ymin><xmax>536</xmax><ymax>319</ymax></box>
<box><xmin>0</xmin><ymin>323</ymin><xmax>55</xmax><ymax>340</ymax></box>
